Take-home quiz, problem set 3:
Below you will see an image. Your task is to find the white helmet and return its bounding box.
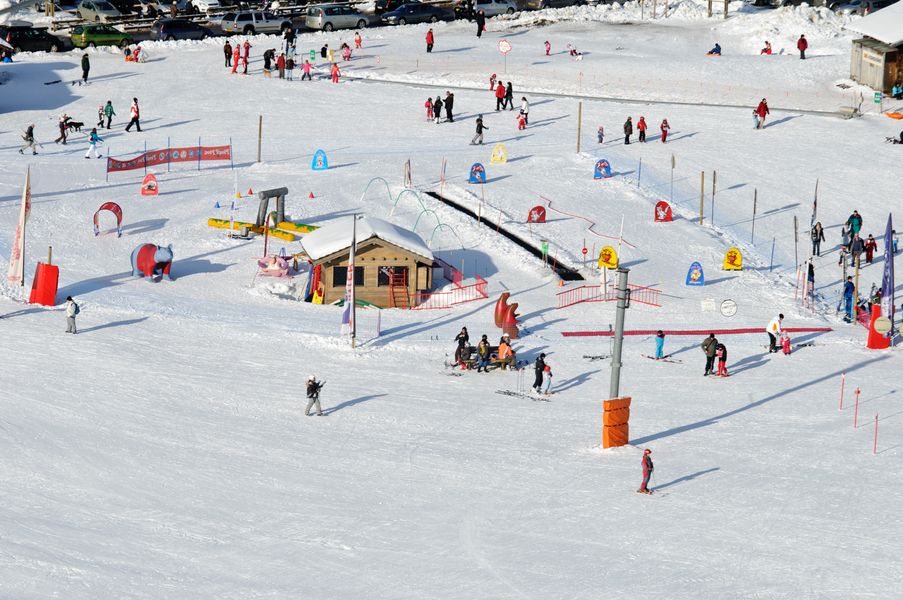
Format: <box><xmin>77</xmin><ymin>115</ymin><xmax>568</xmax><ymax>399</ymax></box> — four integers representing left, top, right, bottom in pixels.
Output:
<box><xmin>308</xmin><ymin>375</ymin><xmax>315</xmax><ymax>381</ymax></box>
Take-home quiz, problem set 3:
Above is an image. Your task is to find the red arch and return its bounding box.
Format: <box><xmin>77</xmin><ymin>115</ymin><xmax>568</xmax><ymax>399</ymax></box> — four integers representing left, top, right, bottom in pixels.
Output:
<box><xmin>93</xmin><ymin>202</ymin><xmax>123</xmax><ymax>237</ymax></box>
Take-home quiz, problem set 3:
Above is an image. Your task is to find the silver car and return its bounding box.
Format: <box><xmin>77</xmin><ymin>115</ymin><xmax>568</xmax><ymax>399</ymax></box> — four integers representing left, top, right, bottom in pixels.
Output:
<box><xmin>473</xmin><ymin>0</ymin><xmax>517</xmax><ymax>16</ymax></box>
<box><xmin>305</xmin><ymin>4</ymin><xmax>369</xmax><ymax>31</ymax></box>
<box><xmin>77</xmin><ymin>0</ymin><xmax>122</xmax><ymax>22</ymax></box>
<box><xmin>220</xmin><ymin>11</ymin><xmax>293</xmax><ymax>35</ymax></box>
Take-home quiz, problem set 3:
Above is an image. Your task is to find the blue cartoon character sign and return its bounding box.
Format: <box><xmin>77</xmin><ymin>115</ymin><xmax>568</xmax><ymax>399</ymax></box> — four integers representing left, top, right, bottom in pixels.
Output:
<box><xmin>685</xmin><ymin>261</ymin><xmax>705</xmax><ymax>286</ymax></box>
<box><xmin>468</xmin><ymin>162</ymin><xmax>486</xmax><ymax>184</ymax></box>
<box><xmin>311</xmin><ymin>149</ymin><xmax>329</xmax><ymax>171</ymax></box>
<box><xmin>594</xmin><ymin>159</ymin><xmax>612</xmax><ymax>179</ymax></box>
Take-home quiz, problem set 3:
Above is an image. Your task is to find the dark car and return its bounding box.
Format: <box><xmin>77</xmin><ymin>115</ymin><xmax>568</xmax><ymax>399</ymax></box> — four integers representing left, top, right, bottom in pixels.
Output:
<box><xmin>381</xmin><ymin>2</ymin><xmax>448</xmax><ymax>24</ymax></box>
<box><xmin>151</xmin><ymin>18</ymin><xmax>212</xmax><ymax>40</ymax></box>
<box><xmin>0</xmin><ymin>24</ymin><xmax>65</xmax><ymax>53</ymax></box>
<box><xmin>524</xmin><ymin>0</ymin><xmax>583</xmax><ymax>9</ymax></box>
<box><xmin>375</xmin><ymin>0</ymin><xmax>415</xmax><ymax>12</ymax></box>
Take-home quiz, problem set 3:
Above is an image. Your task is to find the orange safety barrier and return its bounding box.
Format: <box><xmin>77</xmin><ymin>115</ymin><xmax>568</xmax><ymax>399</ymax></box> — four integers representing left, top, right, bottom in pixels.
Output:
<box><xmin>602</xmin><ymin>396</ymin><xmax>631</xmax><ymax>448</ymax></box>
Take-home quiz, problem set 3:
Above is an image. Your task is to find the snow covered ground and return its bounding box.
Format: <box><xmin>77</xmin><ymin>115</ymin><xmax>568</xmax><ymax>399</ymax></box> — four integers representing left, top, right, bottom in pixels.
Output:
<box><xmin>1</xmin><ymin>3</ymin><xmax>901</xmax><ymax>597</ymax></box>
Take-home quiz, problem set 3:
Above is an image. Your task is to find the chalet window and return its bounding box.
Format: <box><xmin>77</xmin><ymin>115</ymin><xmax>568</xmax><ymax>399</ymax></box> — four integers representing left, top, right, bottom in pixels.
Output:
<box><xmin>332</xmin><ymin>266</ymin><xmax>364</xmax><ymax>287</ymax></box>
<box><xmin>378</xmin><ymin>266</ymin><xmax>408</xmax><ymax>287</ymax></box>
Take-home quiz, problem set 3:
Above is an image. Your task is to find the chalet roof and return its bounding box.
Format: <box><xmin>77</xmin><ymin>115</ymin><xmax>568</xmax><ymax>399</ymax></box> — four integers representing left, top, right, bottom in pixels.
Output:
<box><xmin>301</xmin><ymin>216</ymin><xmax>434</xmax><ymax>262</ymax></box>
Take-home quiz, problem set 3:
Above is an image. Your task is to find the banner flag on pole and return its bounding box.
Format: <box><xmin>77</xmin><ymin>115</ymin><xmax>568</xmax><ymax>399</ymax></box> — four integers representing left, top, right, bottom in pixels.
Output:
<box><xmin>881</xmin><ymin>213</ymin><xmax>895</xmax><ymax>332</ymax></box>
<box><xmin>7</xmin><ymin>166</ymin><xmax>32</xmax><ymax>286</ymax></box>
<box><xmin>341</xmin><ymin>216</ymin><xmax>357</xmax><ymax>334</ymax></box>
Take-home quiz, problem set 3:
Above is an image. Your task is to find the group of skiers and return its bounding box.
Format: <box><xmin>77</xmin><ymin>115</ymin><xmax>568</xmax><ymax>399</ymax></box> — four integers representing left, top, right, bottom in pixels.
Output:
<box><xmin>425</xmin><ymin>91</ymin><xmax>456</xmax><ymax>124</ymax></box>
<box><xmin>454</xmin><ymin>328</ymin><xmax>520</xmax><ymax>375</ymax></box>
<box><xmin>20</xmin><ymin>97</ymin><xmax>139</xmax><ymax>158</ymax></box>
<box><xmin>618</xmin><ymin>116</ymin><xmax>671</xmax><ymax>145</ymax></box>
<box><xmin>225</xmin><ymin>28</ymin><xmax>357</xmax><ymax>83</ymax></box>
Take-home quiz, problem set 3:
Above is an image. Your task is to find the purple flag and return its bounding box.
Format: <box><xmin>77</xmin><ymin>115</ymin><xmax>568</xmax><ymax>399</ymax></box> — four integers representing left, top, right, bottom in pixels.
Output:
<box><xmin>881</xmin><ymin>214</ymin><xmax>895</xmax><ymax>334</ymax></box>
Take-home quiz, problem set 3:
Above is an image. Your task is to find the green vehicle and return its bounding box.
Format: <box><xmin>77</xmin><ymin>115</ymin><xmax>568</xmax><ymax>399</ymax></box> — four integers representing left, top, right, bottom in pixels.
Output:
<box><xmin>69</xmin><ymin>24</ymin><xmax>132</xmax><ymax>48</ymax></box>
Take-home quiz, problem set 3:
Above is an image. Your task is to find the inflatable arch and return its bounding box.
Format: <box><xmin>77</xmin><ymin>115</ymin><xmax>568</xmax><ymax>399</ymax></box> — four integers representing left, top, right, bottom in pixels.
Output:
<box><xmin>94</xmin><ymin>202</ymin><xmax>123</xmax><ymax>237</ymax></box>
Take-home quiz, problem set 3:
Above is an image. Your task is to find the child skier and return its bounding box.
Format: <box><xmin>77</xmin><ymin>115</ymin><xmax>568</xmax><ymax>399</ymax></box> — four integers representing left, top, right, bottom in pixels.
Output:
<box><xmin>597</xmin><ymin>125</ymin><xmax>604</xmax><ymax>144</ymax></box>
<box><xmin>103</xmin><ymin>101</ymin><xmax>116</xmax><ymax>129</ymax></box>
<box><xmin>242</xmin><ymin>40</ymin><xmax>251</xmax><ymax>75</ymax></box>
<box><xmin>655</xmin><ymin>330</ymin><xmax>665</xmax><ymax>359</ymax></box>
<box><xmin>516</xmin><ymin>111</ymin><xmax>526</xmax><ymax>130</ymax></box>
<box><xmin>425</xmin><ymin>97</ymin><xmax>433</xmax><ymax>121</ymax></box>
<box><xmin>341</xmin><ymin>43</ymin><xmax>352</xmax><ymax>61</ymax></box>
<box><xmin>330</xmin><ymin>62</ymin><xmax>340</xmax><ymax>83</ymax></box>
<box><xmin>781</xmin><ymin>332</ymin><xmax>792</xmax><ymax>355</ymax></box>
<box><xmin>471</xmin><ymin>115</ymin><xmax>488</xmax><ymax>145</ymax></box>
<box><xmin>286</xmin><ymin>55</ymin><xmax>294</xmax><ymax>80</ymax></box>
<box><xmin>638</xmin><ymin>449</ymin><xmax>654</xmax><ymax>494</ymax></box>
<box><xmin>96</xmin><ymin>105</ymin><xmax>105</xmax><ymax>128</ymax></box>
<box><xmin>433</xmin><ymin>96</ymin><xmax>443</xmax><ymax>124</ymax></box>
<box><xmin>305</xmin><ymin>375</ymin><xmax>324</xmax><ymax>416</ymax></box>
<box><xmin>354</xmin><ymin>31</ymin><xmax>362</xmax><ymax>49</ymax></box>
<box><xmin>231</xmin><ymin>44</ymin><xmax>240</xmax><ymax>74</ymax></box>
<box><xmin>544</xmin><ymin>40</ymin><xmax>550</xmax><ymax>55</ymax></box>
<box><xmin>715</xmin><ymin>342</ymin><xmax>728</xmax><ymax>376</ymax></box>
<box><xmin>84</xmin><ymin>127</ymin><xmax>103</xmax><ymax>159</ymax></box>
<box><xmin>543</xmin><ymin>362</ymin><xmax>553</xmax><ymax>394</ymax></box>
<box><xmin>637</xmin><ymin>116</ymin><xmax>647</xmax><ymax>142</ymax></box>
<box><xmin>660</xmin><ymin>118</ymin><xmax>670</xmax><ymax>143</ymax></box>
<box><xmin>65</xmin><ymin>295</ymin><xmax>80</xmax><ymax>334</ymax></box>
<box><xmin>489</xmin><ymin>73</ymin><xmax>497</xmax><ymax>91</ymax></box>
<box><xmin>301</xmin><ymin>60</ymin><xmax>313</xmax><ymax>81</ymax></box>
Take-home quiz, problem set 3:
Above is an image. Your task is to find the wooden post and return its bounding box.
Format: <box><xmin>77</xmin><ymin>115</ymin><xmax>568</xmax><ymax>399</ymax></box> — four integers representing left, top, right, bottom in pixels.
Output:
<box><xmin>47</xmin><ymin>246</ymin><xmax>53</xmax><ymax>265</ymax></box>
<box><xmin>576</xmin><ymin>101</ymin><xmax>583</xmax><ymax>154</ymax></box>
<box><xmin>652</xmin><ymin>0</ymin><xmax>657</xmax><ymax>18</ymax></box>
<box><xmin>699</xmin><ymin>171</ymin><xmax>705</xmax><ymax>225</ymax></box>
<box><xmin>640</xmin><ymin>0</ymin><xmax>644</xmax><ymax>19</ymax></box>
<box><xmin>256</xmin><ymin>115</ymin><xmax>263</xmax><ymax>163</ymax></box>
<box><xmin>839</xmin><ymin>373</ymin><xmax>845</xmax><ymax>410</ymax></box>
<box><xmin>874</xmin><ymin>414</ymin><xmax>879</xmax><ymax>454</ymax></box>
<box><xmin>707</xmin><ymin>0</ymin><xmax>712</xmax><ymax>17</ymax></box>
<box><xmin>723</xmin><ymin>0</ymin><xmax>728</xmax><ymax>18</ymax></box>
<box><xmin>751</xmin><ymin>188</ymin><xmax>757</xmax><ymax>244</ymax></box>
<box><xmin>854</xmin><ymin>254</ymin><xmax>860</xmax><ymax>310</ymax></box>
<box><xmin>664</xmin><ymin>0</ymin><xmax>668</xmax><ymax>17</ymax></box>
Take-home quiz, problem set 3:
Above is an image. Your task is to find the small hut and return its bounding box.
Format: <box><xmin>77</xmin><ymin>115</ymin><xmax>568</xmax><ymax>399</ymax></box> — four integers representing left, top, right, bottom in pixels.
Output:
<box><xmin>300</xmin><ymin>216</ymin><xmax>434</xmax><ymax>309</ymax></box>
<box><xmin>847</xmin><ymin>3</ymin><xmax>903</xmax><ymax>94</ymax></box>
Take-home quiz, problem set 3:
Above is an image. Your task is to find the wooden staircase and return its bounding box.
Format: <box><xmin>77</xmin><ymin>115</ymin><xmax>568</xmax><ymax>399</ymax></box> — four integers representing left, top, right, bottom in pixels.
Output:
<box><xmin>388</xmin><ymin>271</ymin><xmax>409</xmax><ymax>309</ymax></box>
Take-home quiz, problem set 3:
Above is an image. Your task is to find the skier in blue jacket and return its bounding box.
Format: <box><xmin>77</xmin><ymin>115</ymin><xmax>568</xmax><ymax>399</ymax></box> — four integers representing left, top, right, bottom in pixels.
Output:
<box><xmin>84</xmin><ymin>128</ymin><xmax>103</xmax><ymax>159</ymax></box>
<box><xmin>843</xmin><ymin>276</ymin><xmax>855</xmax><ymax>322</ymax></box>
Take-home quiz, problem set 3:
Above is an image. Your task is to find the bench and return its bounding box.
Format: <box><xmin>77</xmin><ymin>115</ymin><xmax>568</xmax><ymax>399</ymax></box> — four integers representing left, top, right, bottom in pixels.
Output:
<box><xmin>458</xmin><ymin>345</ymin><xmax>517</xmax><ymax>371</ymax></box>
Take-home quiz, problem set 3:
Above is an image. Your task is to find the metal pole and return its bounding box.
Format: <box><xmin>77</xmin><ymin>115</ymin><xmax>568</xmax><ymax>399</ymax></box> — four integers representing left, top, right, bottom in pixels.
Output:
<box><xmin>637</xmin><ymin>158</ymin><xmax>642</xmax><ymax>188</ymax></box>
<box><xmin>609</xmin><ymin>267</ymin><xmax>630</xmax><ymax>399</ymax></box>
<box><xmin>167</xmin><ymin>136</ymin><xmax>171</xmax><ymax>173</ymax></box>
<box><xmin>576</xmin><ymin>101</ymin><xmax>583</xmax><ymax>154</ymax></box>
<box><xmin>711</xmin><ymin>169</ymin><xmax>717</xmax><ymax>225</ymax></box>
<box><xmin>699</xmin><ymin>171</ymin><xmax>705</xmax><ymax>225</ymax></box>
<box><xmin>769</xmin><ymin>237</ymin><xmax>775</xmax><ymax>272</ymax></box>
<box><xmin>669</xmin><ymin>154</ymin><xmax>674</xmax><ymax>203</ymax></box>
<box><xmin>257</xmin><ymin>114</ymin><xmax>263</xmax><ymax>163</ymax></box>
<box><xmin>794</xmin><ymin>215</ymin><xmax>799</xmax><ymax>269</ymax></box>
<box><xmin>751</xmin><ymin>188</ymin><xmax>757</xmax><ymax>244</ymax></box>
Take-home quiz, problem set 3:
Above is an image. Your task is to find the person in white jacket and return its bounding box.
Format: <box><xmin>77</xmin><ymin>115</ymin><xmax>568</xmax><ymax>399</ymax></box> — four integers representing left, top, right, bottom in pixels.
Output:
<box><xmin>65</xmin><ymin>295</ymin><xmax>79</xmax><ymax>334</ymax></box>
<box><xmin>520</xmin><ymin>96</ymin><xmax>529</xmax><ymax>125</ymax></box>
<box><xmin>766</xmin><ymin>313</ymin><xmax>783</xmax><ymax>353</ymax></box>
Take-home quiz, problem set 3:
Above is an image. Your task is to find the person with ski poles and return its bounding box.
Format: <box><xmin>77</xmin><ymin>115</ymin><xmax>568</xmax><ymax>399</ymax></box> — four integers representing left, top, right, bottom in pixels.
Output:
<box><xmin>305</xmin><ymin>375</ymin><xmax>324</xmax><ymax>416</ymax></box>
<box><xmin>532</xmin><ymin>353</ymin><xmax>546</xmax><ymax>393</ymax></box>
<box><xmin>471</xmin><ymin>115</ymin><xmax>488</xmax><ymax>144</ymax></box>
<box><xmin>19</xmin><ymin>124</ymin><xmax>38</xmax><ymax>155</ymax></box>
<box><xmin>84</xmin><ymin>127</ymin><xmax>103</xmax><ymax>159</ymax></box>
<box><xmin>638</xmin><ymin>448</ymin><xmax>654</xmax><ymax>494</ymax></box>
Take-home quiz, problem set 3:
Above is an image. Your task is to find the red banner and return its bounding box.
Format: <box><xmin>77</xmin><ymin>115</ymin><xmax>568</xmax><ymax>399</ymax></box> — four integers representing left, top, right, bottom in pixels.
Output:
<box><xmin>106</xmin><ymin>144</ymin><xmax>232</xmax><ymax>173</ymax></box>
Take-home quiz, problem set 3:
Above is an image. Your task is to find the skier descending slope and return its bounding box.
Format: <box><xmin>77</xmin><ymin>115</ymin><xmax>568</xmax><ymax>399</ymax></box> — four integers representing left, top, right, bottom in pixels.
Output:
<box><xmin>638</xmin><ymin>449</ymin><xmax>654</xmax><ymax>494</ymax></box>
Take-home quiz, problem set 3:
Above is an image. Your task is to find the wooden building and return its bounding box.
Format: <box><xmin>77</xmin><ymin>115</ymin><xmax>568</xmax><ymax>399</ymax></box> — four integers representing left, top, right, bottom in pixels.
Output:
<box><xmin>847</xmin><ymin>3</ymin><xmax>903</xmax><ymax>94</ymax></box>
<box><xmin>300</xmin><ymin>216</ymin><xmax>435</xmax><ymax>308</ymax></box>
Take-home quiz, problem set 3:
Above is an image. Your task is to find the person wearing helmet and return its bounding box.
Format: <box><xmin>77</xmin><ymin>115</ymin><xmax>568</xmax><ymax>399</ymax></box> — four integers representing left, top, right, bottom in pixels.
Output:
<box><xmin>638</xmin><ymin>448</ymin><xmax>654</xmax><ymax>494</ymax></box>
<box><xmin>533</xmin><ymin>353</ymin><xmax>546</xmax><ymax>393</ymax></box>
<box><xmin>305</xmin><ymin>375</ymin><xmax>324</xmax><ymax>416</ymax></box>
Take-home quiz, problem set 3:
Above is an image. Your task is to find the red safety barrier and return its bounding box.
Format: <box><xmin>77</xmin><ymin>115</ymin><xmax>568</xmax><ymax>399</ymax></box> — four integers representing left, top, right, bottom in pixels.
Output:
<box><xmin>562</xmin><ymin>327</ymin><xmax>833</xmax><ymax>337</ymax></box>
<box><xmin>556</xmin><ymin>284</ymin><xmax>661</xmax><ymax>309</ymax></box>
<box><xmin>412</xmin><ymin>256</ymin><xmax>488</xmax><ymax>310</ymax></box>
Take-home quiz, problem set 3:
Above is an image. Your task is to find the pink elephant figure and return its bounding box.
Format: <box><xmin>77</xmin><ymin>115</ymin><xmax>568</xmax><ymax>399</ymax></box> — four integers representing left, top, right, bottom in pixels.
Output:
<box><xmin>130</xmin><ymin>243</ymin><xmax>174</xmax><ymax>280</ymax></box>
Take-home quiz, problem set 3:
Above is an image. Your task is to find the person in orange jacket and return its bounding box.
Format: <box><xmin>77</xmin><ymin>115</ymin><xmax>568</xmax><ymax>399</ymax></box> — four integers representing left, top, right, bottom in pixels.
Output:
<box><xmin>637</xmin><ymin>116</ymin><xmax>647</xmax><ymax>143</ymax></box>
<box><xmin>495</xmin><ymin>82</ymin><xmax>506</xmax><ymax>111</ymax></box>
<box><xmin>638</xmin><ymin>449</ymin><xmax>654</xmax><ymax>494</ymax></box>
<box><xmin>425</xmin><ymin>28</ymin><xmax>434</xmax><ymax>53</ymax></box>
<box><xmin>330</xmin><ymin>62</ymin><xmax>340</xmax><ymax>83</ymax></box>
<box><xmin>797</xmin><ymin>34</ymin><xmax>808</xmax><ymax>60</ymax></box>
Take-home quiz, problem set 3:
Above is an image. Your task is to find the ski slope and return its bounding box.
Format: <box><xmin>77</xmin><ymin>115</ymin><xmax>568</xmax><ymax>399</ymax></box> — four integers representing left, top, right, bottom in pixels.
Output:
<box><xmin>0</xmin><ymin>3</ymin><xmax>900</xmax><ymax>597</ymax></box>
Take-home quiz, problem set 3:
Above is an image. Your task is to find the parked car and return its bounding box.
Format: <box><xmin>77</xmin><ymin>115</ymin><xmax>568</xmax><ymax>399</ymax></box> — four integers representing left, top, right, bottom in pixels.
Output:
<box><xmin>858</xmin><ymin>0</ymin><xmax>898</xmax><ymax>13</ymax></box>
<box><xmin>189</xmin><ymin>0</ymin><xmax>221</xmax><ymax>14</ymax></box>
<box><xmin>0</xmin><ymin>23</ymin><xmax>65</xmax><ymax>52</ymax></box>
<box><xmin>374</xmin><ymin>0</ymin><xmax>414</xmax><ymax>12</ymax></box>
<box><xmin>454</xmin><ymin>0</ymin><xmax>516</xmax><ymax>19</ymax></box>
<box><xmin>305</xmin><ymin>4</ymin><xmax>369</xmax><ymax>31</ymax></box>
<box><xmin>220</xmin><ymin>10</ymin><xmax>293</xmax><ymax>34</ymax></box>
<box><xmin>69</xmin><ymin>23</ymin><xmax>132</xmax><ymax>47</ymax></box>
<box><xmin>151</xmin><ymin>18</ymin><xmax>211</xmax><ymax>39</ymax></box>
<box><xmin>523</xmin><ymin>0</ymin><xmax>583</xmax><ymax>9</ymax></box>
<box><xmin>76</xmin><ymin>0</ymin><xmax>123</xmax><ymax>22</ymax></box>
<box><xmin>381</xmin><ymin>3</ymin><xmax>449</xmax><ymax>24</ymax></box>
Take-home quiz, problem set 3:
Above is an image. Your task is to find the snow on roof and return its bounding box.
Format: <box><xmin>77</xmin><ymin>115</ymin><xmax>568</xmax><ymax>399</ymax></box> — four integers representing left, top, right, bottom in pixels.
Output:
<box><xmin>846</xmin><ymin>2</ymin><xmax>903</xmax><ymax>46</ymax></box>
<box><xmin>301</xmin><ymin>216</ymin><xmax>434</xmax><ymax>263</ymax></box>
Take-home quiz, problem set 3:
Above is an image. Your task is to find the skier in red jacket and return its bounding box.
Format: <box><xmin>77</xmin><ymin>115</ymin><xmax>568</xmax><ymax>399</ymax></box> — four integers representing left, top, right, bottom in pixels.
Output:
<box><xmin>660</xmin><ymin>118</ymin><xmax>670</xmax><ymax>143</ymax></box>
<box><xmin>638</xmin><ymin>449</ymin><xmax>654</xmax><ymax>494</ymax></box>
<box><xmin>425</xmin><ymin>29</ymin><xmax>434</xmax><ymax>53</ymax></box>
<box><xmin>637</xmin><ymin>116</ymin><xmax>647</xmax><ymax>143</ymax></box>
<box><xmin>495</xmin><ymin>82</ymin><xmax>506</xmax><ymax>111</ymax></box>
<box><xmin>797</xmin><ymin>34</ymin><xmax>808</xmax><ymax>60</ymax></box>
<box><xmin>755</xmin><ymin>98</ymin><xmax>769</xmax><ymax>129</ymax></box>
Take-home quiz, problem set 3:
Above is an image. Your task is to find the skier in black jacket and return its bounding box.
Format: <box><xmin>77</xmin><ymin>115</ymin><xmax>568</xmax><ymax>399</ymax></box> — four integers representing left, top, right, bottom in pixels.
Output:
<box><xmin>533</xmin><ymin>353</ymin><xmax>546</xmax><ymax>393</ymax></box>
<box><xmin>471</xmin><ymin>115</ymin><xmax>488</xmax><ymax>145</ymax></box>
<box><xmin>81</xmin><ymin>53</ymin><xmax>90</xmax><ymax>84</ymax></box>
<box><xmin>454</xmin><ymin>326</ymin><xmax>469</xmax><ymax>364</ymax></box>
<box><xmin>445</xmin><ymin>91</ymin><xmax>454</xmax><ymax>122</ymax></box>
<box><xmin>475</xmin><ymin>10</ymin><xmax>485</xmax><ymax>38</ymax></box>
<box><xmin>433</xmin><ymin>95</ymin><xmax>443</xmax><ymax>124</ymax></box>
<box><xmin>504</xmin><ymin>82</ymin><xmax>514</xmax><ymax>110</ymax></box>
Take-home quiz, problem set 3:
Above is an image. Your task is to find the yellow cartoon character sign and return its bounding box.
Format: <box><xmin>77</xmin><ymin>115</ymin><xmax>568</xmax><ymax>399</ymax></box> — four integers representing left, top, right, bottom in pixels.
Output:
<box><xmin>598</xmin><ymin>246</ymin><xmax>618</xmax><ymax>269</ymax></box>
<box><xmin>490</xmin><ymin>143</ymin><xmax>508</xmax><ymax>165</ymax></box>
<box><xmin>723</xmin><ymin>247</ymin><xmax>743</xmax><ymax>271</ymax></box>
